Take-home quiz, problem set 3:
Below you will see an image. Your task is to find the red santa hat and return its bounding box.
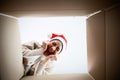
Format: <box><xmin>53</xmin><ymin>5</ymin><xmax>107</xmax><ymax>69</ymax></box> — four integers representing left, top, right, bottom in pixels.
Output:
<box><xmin>48</xmin><ymin>33</ymin><xmax>67</xmax><ymax>52</ymax></box>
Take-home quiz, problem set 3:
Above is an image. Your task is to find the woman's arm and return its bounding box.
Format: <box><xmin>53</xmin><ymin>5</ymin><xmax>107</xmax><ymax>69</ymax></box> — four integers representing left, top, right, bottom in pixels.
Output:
<box><xmin>34</xmin><ymin>55</ymin><xmax>57</xmax><ymax>75</ymax></box>
<box><xmin>22</xmin><ymin>41</ymin><xmax>43</xmax><ymax>56</ymax></box>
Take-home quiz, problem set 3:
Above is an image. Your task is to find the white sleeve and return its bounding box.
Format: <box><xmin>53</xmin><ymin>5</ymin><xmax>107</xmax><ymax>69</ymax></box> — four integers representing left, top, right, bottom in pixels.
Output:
<box><xmin>35</xmin><ymin>61</ymin><xmax>54</xmax><ymax>75</ymax></box>
<box><xmin>22</xmin><ymin>41</ymin><xmax>43</xmax><ymax>56</ymax></box>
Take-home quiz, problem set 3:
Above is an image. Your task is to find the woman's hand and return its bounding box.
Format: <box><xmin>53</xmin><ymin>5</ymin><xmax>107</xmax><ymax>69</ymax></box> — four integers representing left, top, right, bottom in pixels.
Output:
<box><xmin>40</xmin><ymin>55</ymin><xmax>57</xmax><ymax>65</ymax></box>
<box><xmin>41</xmin><ymin>41</ymin><xmax>49</xmax><ymax>52</ymax></box>
<box><xmin>47</xmin><ymin>55</ymin><xmax>57</xmax><ymax>61</ymax></box>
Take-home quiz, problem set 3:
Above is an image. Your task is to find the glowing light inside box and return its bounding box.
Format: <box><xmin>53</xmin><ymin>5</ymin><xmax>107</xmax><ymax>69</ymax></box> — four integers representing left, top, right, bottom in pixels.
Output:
<box><xmin>18</xmin><ymin>16</ymin><xmax>88</xmax><ymax>74</ymax></box>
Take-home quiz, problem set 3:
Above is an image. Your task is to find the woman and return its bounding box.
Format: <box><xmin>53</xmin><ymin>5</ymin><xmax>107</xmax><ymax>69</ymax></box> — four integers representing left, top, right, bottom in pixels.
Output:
<box><xmin>22</xmin><ymin>33</ymin><xmax>67</xmax><ymax>76</ymax></box>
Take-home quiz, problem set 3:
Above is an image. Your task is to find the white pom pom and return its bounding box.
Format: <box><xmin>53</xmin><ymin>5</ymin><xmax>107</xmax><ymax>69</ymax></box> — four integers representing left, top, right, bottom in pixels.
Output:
<box><xmin>48</xmin><ymin>33</ymin><xmax>52</xmax><ymax>38</ymax></box>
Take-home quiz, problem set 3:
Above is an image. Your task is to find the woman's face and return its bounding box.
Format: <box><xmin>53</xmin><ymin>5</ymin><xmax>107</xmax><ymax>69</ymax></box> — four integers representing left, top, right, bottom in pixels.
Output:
<box><xmin>47</xmin><ymin>40</ymin><xmax>62</xmax><ymax>55</ymax></box>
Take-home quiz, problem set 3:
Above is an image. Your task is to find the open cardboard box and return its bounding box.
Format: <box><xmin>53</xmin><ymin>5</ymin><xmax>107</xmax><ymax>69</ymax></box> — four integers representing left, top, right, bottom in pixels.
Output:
<box><xmin>0</xmin><ymin>0</ymin><xmax>119</xmax><ymax>80</ymax></box>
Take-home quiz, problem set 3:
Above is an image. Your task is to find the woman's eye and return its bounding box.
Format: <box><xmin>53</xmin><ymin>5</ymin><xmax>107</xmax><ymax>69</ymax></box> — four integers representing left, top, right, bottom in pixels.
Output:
<box><xmin>56</xmin><ymin>47</ymin><xmax>60</xmax><ymax>51</ymax></box>
<box><xmin>52</xmin><ymin>42</ymin><xmax>57</xmax><ymax>46</ymax></box>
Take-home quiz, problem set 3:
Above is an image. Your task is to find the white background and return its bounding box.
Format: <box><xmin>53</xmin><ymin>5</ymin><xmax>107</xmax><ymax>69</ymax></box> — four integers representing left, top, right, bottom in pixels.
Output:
<box><xmin>18</xmin><ymin>16</ymin><xmax>88</xmax><ymax>74</ymax></box>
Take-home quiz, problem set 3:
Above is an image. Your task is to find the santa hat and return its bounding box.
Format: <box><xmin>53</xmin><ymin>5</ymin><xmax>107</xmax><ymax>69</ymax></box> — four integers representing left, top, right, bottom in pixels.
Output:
<box><xmin>48</xmin><ymin>33</ymin><xmax>67</xmax><ymax>52</ymax></box>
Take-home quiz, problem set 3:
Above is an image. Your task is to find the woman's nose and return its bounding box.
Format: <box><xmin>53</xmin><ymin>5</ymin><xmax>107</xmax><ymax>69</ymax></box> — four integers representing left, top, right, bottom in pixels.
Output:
<box><xmin>52</xmin><ymin>46</ymin><xmax>56</xmax><ymax>51</ymax></box>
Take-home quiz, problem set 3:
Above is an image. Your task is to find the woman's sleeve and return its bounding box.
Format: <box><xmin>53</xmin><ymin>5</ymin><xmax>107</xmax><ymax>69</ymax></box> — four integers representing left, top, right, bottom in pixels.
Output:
<box><xmin>22</xmin><ymin>42</ymin><xmax>43</xmax><ymax>56</ymax></box>
<box><xmin>35</xmin><ymin>61</ymin><xmax>54</xmax><ymax>75</ymax></box>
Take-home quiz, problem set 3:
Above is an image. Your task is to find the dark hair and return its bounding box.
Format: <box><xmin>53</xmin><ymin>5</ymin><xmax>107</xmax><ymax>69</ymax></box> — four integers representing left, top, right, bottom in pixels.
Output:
<box><xmin>50</xmin><ymin>39</ymin><xmax>63</xmax><ymax>53</ymax></box>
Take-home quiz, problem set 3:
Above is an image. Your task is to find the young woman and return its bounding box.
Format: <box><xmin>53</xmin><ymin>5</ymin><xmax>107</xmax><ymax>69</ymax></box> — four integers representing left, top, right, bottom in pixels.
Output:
<box><xmin>22</xmin><ymin>33</ymin><xmax>67</xmax><ymax>76</ymax></box>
